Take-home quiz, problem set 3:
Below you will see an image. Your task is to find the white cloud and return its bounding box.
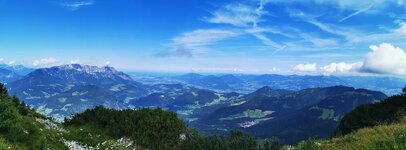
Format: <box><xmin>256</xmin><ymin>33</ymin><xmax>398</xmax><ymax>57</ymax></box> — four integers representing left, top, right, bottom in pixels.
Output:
<box><xmin>32</xmin><ymin>58</ymin><xmax>57</xmax><ymax>67</ymax></box>
<box><xmin>105</xmin><ymin>61</ymin><xmax>111</xmax><ymax>66</ymax></box>
<box><xmin>233</xmin><ymin>68</ymin><xmax>246</xmax><ymax>72</ymax></box>
<box><xmin>7</xmin><ymin>61</ymin><xmax>15</xmax><ymax>65</ymax></box>
<box><xmin>58</xmin><ymin>1</ymin><xmax>94</xmax><ymax>11</ymax></box>
<box><xmin>70</xmin><ymin>59</ymin><xmax>80</xmax><ymax>64</ymax></box>
<box><xmin>361</xmin><ymin>43</ymin><xmax>406</xmax><ymax>75</ymax></box>
<box><xmin>269</xmin><ymin>67</ymin><xmax>281</xmax><ymax>72</ymax></box>
<box><xmin>395</xmin><ymin>22</ymin><xmax>406</xmax><ymax>35</ymax></box>
<box><xmin>293</xmin><ymin>63</ymin><xmax>318</xmax><ymax>72</ymax></box>
<box><xmin>321</xmin><ymin>62</ymin><xmax>362</xmax><ymax>75</ymax></box>
<box><xmin>309</xmin><ymin>43</ymin><xmax>406</xmax><ymax>76</ymax></box>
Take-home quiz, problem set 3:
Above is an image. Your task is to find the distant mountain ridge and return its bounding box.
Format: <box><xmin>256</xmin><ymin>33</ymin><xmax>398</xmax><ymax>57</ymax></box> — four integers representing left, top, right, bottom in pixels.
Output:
<box><xmin>0</xmin><ymin>68</ymin><xmax>21</xmax><ymax>83</ymax></box>
<box><xmin>167</xmin><ymin>73</ymin><xmax>406</xmax><ymax>95</ymax></box>
<box><xmin>0</xmin><ymin>64</ymin><xmax>34</xmax><ymax>83</ymax></box>
<box><xmin>190</xmin><ymin>86</ymin><xmax>387</xmax><ymax>144</ymax></box>
<box><xmin>0</xmin><ymin>64</ymin><xmax>34</xmax><ymax>75</ymax></box>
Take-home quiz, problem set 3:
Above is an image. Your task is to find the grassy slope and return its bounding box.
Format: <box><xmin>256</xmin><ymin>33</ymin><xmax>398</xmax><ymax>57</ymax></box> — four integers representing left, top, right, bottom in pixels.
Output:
<box><xmin>0</xmin><ymin>87</ymin><xmax>133</xmax><ymax>149</ymax></box>
<box><xmin>296</xmin><ymin>123</ymin><xmax>406</xmax><ymax>150</ymax></box>
<box><xmin>0</xmin><ymin>113</ymin><xmax>141</xmax><ymax>150</ymax></box>
<box><xmin>0</xmin><ymin>117</ymin><xmax>68</xmax><ymax>150</ymax></box>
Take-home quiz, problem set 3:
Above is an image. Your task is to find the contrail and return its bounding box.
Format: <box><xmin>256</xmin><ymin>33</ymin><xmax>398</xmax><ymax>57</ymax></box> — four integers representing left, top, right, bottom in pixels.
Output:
<box><xmin>339</xmin><ymin>4</ymin><xmax>374</xmax><ymax>23</ymax></box>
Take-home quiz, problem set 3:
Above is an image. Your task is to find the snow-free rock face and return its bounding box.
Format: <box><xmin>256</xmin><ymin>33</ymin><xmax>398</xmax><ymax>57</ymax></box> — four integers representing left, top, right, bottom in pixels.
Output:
<box><xmin>27</xmin><ymin>64</ymin><xmax>133</xmax><ymax>85</ymax></box>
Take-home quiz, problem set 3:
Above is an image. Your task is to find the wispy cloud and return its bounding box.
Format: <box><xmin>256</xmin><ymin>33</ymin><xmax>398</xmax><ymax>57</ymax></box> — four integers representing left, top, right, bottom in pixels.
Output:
<box><xmin>205</xmin><ymin>1</ymin><xmax>266</xmax><ymax>27</ymax></box>
<box><xmin>57</xmin><ymin>0</ymin><xmax>95</xmax><ymax>11</ymax></box>
<box><xmin>339</xmin><ymin>4</ymin><xmax>374</xmax><ymax>22</ymax></box>
<box><xmin>157</xmin><ymin>29</ymin><xmax>240</xmax><ymax>57</ymax></box>
<box><xmin>287</xmin><ymin>9</ymin><xmax>358</xmax><ymax>41</ymax></box>
<box><xmin>299</xmin><ymin>33</ymin><xmax>338</xmax><ymax>47</ymax></box>
<box><xmin>205</xmin><ymin>0</ymin><xmax>285</xmax><ymax>50</ymax></box>
<box><xmin>255</xmin><ymin>33</ymin><xmax>286</xmax><ymax>50</ymax></box>
<box><xmin>269</xmin><ymin>0</ymin><xmax>404</xmax><ymax>10</ymax></box>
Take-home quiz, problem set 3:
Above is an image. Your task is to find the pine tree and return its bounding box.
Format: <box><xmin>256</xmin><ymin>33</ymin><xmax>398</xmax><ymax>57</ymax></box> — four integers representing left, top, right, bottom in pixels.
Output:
<box><xmin>0</xmin><ymin>83</ymin><xmax>8</xmax><ymax>96</ymax></box>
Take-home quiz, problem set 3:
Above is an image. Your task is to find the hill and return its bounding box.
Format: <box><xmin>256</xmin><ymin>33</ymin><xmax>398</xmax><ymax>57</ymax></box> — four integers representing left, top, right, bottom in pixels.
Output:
<box><xmin>292</xmin><ymin>86</ymin><xmax>406</xmax><ymax>150</ymax></box>
<box><xmin>191</xmin><ymin>86</ymin><xmax>387</xmax><ymax>144</ymax></box>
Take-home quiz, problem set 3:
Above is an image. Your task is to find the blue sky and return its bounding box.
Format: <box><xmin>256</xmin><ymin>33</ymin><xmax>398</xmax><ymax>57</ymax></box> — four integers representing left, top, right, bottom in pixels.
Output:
<box><xmin>1</xmin><ymin>0</ymin><xmax>406</xmax><ymax>75</ymax></box>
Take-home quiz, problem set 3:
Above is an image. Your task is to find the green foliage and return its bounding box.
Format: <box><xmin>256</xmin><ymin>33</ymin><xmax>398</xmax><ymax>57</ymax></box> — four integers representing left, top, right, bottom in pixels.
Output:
<box><xmin>65</xmin><ymin>106</ymin><xmax>187</xmax><ymax>149</ymax></box>
<box><xmin>296</xmin><ymin>139</ymin><xmax>320</xmax><ymax>150</ymax></box>
<box><xmin>178</xmin><ymin>130</ymin><xmax>259</xmax><ymax>150</ymax></box>
<box><xmin>258</xmin><ymin>138</ymin><xmax>280</xmax><ymax>150</ymax></box>
<box><xmin>229</xmin><ymin>130</ymin><xmax>257</xmax><ymax>150</ymax></box>
<box><xmin>65</xmin><ymin>107</ymin><xmax>263</xmax><ymax>150</ymax></box>
<box><xmin>0</xmin><ymin>83</ymin><xmax>8</xmax><ymax>96</ymax></box>
<box><xmin>335</xmin><ymin>93</ymin><xmax>406</xmax><ymax>136</ymax></box>
<box><xmin>0</xmin><ymin>83</ymin><xmax>67</xmax><ymax>150</ymax></box>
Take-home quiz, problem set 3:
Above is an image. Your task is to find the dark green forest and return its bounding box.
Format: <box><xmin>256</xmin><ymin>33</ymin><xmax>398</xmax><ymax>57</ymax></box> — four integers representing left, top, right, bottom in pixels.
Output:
<box><xmin>335</xmin><ymin>87</ymin><xmax>406</xmax><ymax>136</ymax></box>
<box><xmin>64</xmin><ymin>106</ymin><xmax>282</xmax><ymax>150</ymax></box>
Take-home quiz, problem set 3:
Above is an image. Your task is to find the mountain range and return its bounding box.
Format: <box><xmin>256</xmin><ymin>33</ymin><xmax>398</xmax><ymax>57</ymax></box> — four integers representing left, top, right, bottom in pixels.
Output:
<box><xmin>0</xmin><ymin>63</ymin><xmax>396</xmax><ymax>143</ymax></box>
<box><xmin>189</xmin><ymin>86</ymin><xmax>387</xmax><ymax>144</ymax></box>
<box><xmin>134</xmin><ymin>72</ymin><xmax>406</xmax><ymax>96</ymax></box>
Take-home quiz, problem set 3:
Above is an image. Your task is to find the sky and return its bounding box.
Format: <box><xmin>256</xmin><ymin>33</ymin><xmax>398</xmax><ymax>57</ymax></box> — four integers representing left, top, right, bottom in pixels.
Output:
<box><xmin>0</xmin><ymin>0</ymin><xmax>406</xmax><ymax>76</ymax></box>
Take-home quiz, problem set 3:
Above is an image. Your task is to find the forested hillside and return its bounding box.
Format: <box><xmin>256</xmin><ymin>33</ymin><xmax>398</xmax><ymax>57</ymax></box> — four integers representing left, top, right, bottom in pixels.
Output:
<box><xmin>292</xmin><ymin>86</ymin><xmax>406</xmax><ymax>150</ymax></box>
<box><xmin>335</xmin><ymin>86</ymin><xmax>406</xmax><ymax>136</ymax></box>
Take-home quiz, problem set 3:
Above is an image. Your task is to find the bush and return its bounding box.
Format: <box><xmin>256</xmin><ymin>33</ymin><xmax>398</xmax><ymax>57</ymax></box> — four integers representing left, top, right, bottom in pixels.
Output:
<box><xmin>259</xmin><ymin>138</ymin><xmax>280</xmax><ymax>150</ymax></box>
